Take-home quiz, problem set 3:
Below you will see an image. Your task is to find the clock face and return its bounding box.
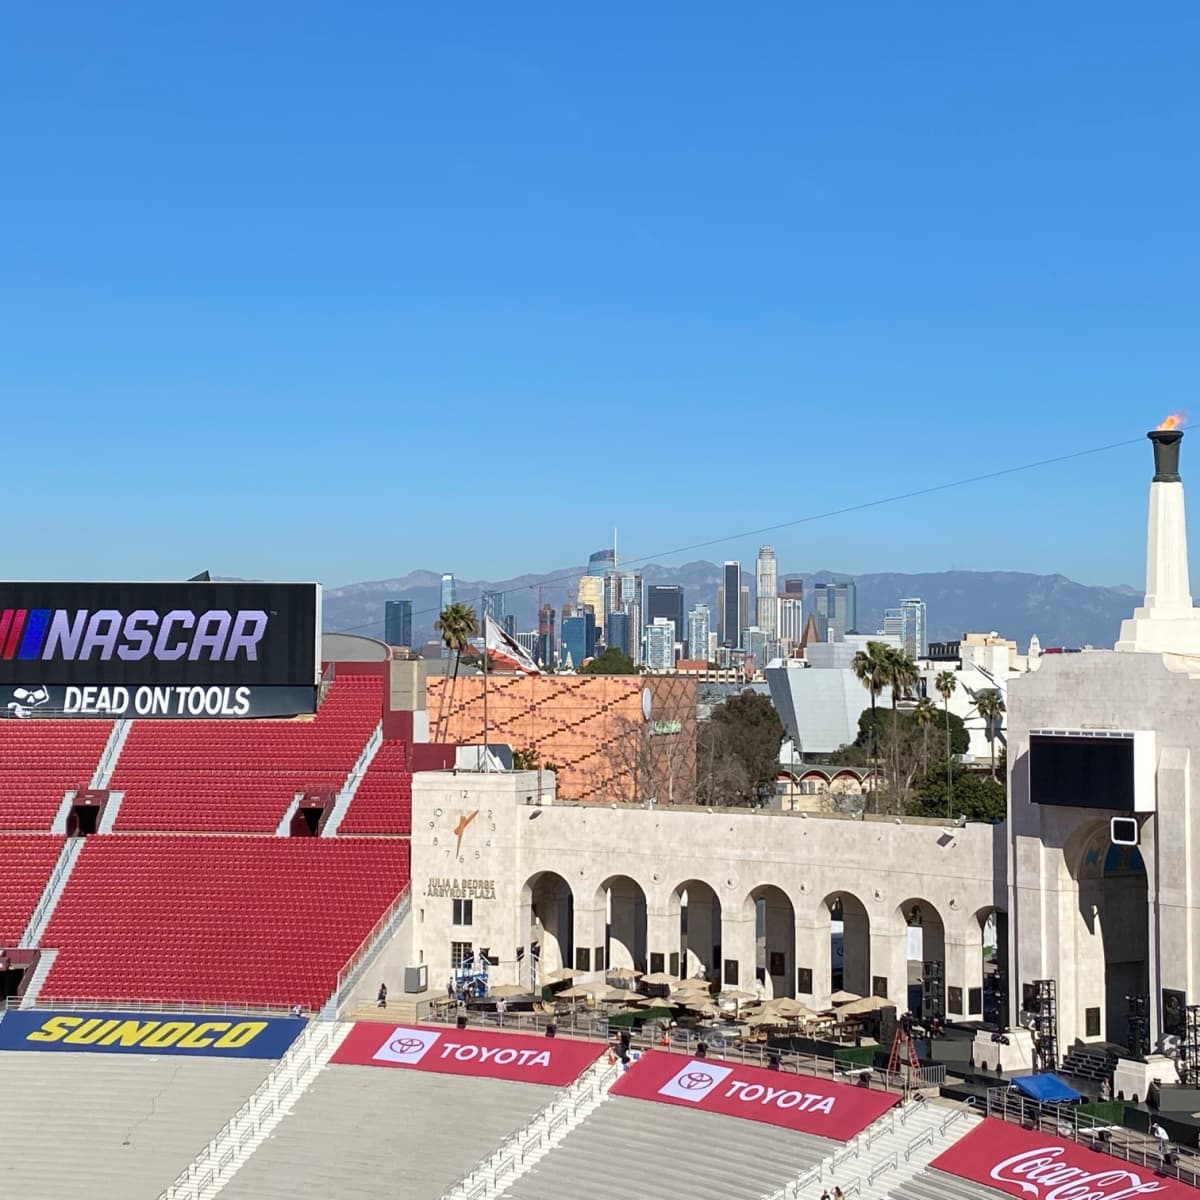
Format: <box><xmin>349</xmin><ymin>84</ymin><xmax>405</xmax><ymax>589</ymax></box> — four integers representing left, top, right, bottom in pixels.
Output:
<box><xmin>642</xmin><ymin>687</ymin><xmax>652</xmax><ymax>721</ymax></box>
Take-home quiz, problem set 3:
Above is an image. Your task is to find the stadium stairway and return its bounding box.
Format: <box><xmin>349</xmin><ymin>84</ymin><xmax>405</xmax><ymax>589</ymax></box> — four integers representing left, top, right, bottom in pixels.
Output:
<box><xmin>765</xmin><ymin>1096</ymin><xmax>981</xmax><ymax>1200</ymax></box>
<box><xmin>157</xmin><ymin>1019</ymin><xmax>351</xmax><ymax>1200</ymax></box>
<box><xmin>92</xmin><ymin>717</ymin><xmax>133</xmax><ymax>788</ymax></box>
<box><xmin>21</xmin><ymin>836</ymin><xmax>84</xmax><ymax>946</ymax></box>
<box><xmin>322</xmin><ymin>720</ymin><xmax>382</xmax><ymax>836</ymax></box>
<box><xmin>17</xmin><ymin>947</ymin><xmax>58</xmax><ymax>1008</ymax></box>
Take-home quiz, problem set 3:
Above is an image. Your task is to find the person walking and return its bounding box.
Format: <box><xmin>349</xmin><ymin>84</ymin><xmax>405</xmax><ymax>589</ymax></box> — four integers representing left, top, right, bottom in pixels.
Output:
<box><xmin>377</xmin><ymin>983</ymin><xmax>388</xmax><ymax>1008</ymax></box>
<box><xmin>1153</xmin><ymin>1121</ymin><xmax>1169</xmax><ymax>1164</ymax></box>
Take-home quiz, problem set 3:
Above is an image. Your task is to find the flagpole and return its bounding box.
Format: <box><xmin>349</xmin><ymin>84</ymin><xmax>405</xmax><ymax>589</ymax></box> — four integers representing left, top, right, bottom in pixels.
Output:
<box><xmin>482</xmin><ymin>615</ymin><xmax>489</xmax><ymax>773</ymax></box>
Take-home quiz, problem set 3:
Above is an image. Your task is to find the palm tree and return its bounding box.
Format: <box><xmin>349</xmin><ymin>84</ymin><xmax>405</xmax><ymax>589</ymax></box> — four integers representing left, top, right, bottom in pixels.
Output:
<box><xmin>883</xmin><ymin>647</ymin><xmax>919</xmax><ymax>806</ymax></box>
<box><xmin>935</xmin><ymin>671</ymin><xmax>957</xmax><ymax>816</ymax></box>
<box><xmin>851</xmin><ymin>642</ymin><xmax>891</xmax><ymax>797</ymax></box>
<box><xmin>976</xmin><ymin>688</ymin><xmax>1006</xmax><ymax>780</ymax></box>
<box><xmin>433</xmin><ymin>602</ymin><xmax>480</xmax><ymax>743</ymax></box>
<box><xmin>913</xmin><ymin>697</ymin><xmax>938</xmax><ymax>778</ymax></box>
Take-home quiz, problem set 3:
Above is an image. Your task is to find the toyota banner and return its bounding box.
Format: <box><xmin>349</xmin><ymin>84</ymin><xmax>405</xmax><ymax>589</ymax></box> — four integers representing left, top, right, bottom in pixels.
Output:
<box><xmin>0</xmin><ymin>581</ymin><xmax>320</xmax><ymax>719</ymax></box>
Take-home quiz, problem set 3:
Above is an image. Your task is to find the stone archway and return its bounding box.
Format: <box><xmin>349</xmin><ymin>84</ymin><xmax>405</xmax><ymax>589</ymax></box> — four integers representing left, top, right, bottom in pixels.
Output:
<box><xmin>894</xmin><ymin>897</ymin><xmax>947</xmax><ymax>1018</ymax></box>
<box><xmin>670</xmin><ymin>879</ymin><xmax>721</xmax><ymax>982</ymax></box>
<box><xmin>522</xmin><ymin>871</ymin><xmax>574</xmax><ymax>987</ymax></box>
<box><xmin>747</xmin><ymin>884</ymin><xmax>795</xmax><ymax>998</ymax></box>
<box><xmin>824</xmin><ymin>890</ymin><xmax>872</xmax><ymax>999</ymax></box>
<box><xmin>595</xmin><ymin>875</ymin><xmax>648</xmax><ymax>975</ymax></box>
<box><xmin>1071</xmin><ymin>823</ymin><xmax>1149</xmax><ymax>1049</ymax></box>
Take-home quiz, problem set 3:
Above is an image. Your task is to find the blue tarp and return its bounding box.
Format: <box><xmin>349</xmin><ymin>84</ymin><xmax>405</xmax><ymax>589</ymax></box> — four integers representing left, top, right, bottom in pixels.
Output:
<box><xmin>1011</xmin><ymin>1073</ymin><xmax>1082</xmax><ymax>1103</ymax></box>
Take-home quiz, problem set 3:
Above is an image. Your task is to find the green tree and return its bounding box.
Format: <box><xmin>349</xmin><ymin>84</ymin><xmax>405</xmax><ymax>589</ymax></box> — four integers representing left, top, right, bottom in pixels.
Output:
<box><xmin>856</xmin><ymin>706</ymin><xmax>968</xmax><ymax>759</ymax></box>
<box><xmin>512</xmin><ymin>747</ymin><xmax>540</xmax><ymax>770</ymax></box>
<box><xmin>710</xmin><ymin>691</ymin><xmax>784</xmax><ymax>804</ymax></box>
<box><xmin>851</xmin><ymin>641</ymin><xmax>891</xmax><ymax>786</ymax></box>
<box><xmin>909</xmin><ymin>767</ymin><xmax>1006</xmax><ymax>822</ymax></box>
<box><xmin>433</xmin><ymin>602</ymin><xmax>479</xmax><ymax>741</ymax></box>
<box><xmin>883</xmin><ymin>647</ymin><xmax>919</xmax><ymax>807</ymax></box>
<box><xmin>935</xmin><ymin>670</ymin><xmax>958</xmax><ymax>817</ymax></box>
<box><xmin>975</xmin><ymin>689</ymin><xmax>1006</xmax><ymax>780</ymax></box>
<box><xmin>913</xmin><ymin>696</ymin><xmax>938</xmax><ymax>777</ymax></box>
<box><xmin>581</xmin><ymin>647</ymin><xmax>638</xmax><ymax>675</ymax></box>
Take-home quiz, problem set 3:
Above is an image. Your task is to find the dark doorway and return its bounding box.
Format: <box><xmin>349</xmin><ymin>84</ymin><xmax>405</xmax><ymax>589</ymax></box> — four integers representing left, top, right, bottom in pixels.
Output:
<box><xmin>66</xmin><ymin>800</ymin><xmax>103</xmax><ymax>837</ymax></box>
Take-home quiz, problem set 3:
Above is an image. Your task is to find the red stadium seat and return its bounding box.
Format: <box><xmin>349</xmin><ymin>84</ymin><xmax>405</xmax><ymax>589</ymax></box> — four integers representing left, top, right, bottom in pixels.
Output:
<box><xmin>40</xmin><ymin>834</ymin><xmax>411</xmax><ymax>1008</ymax></box>
<box><xmin>0</xmin><ymin>723</ymin><xmax>112</xmax><ymax>830</ymax></box>
<box><xmin>338</xmin><ymin>740</ymin><xmax>413</xmax><ymax>834</ymax></box>
<box><xmin>0</xmin><ymin>835</ymin><xmax>65</xmax><ymax>942</ymax></box>
<box><xmin>110</xmin><ymin>675</ymin><xmax>383</xmax><ymax>832</ymax></box>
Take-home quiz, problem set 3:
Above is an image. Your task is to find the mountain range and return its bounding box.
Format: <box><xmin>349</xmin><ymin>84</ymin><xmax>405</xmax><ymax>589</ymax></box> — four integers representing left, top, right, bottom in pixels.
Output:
<box><xmin>322</xmin><ymin>562</ymin><xmax>1141</xmax><ymax>652</ymax></box>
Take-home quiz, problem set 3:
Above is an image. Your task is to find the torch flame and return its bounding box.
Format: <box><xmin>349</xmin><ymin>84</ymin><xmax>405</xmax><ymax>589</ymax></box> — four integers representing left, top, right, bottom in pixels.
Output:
<box><xmin>1158</xmin><ymin>411</ymin><xmax>1188</xmax><ymax>431</ymax></box>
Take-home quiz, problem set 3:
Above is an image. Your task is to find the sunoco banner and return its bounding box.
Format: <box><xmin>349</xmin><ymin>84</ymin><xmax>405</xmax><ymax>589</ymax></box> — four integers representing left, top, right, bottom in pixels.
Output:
<box><xmin>0</xmin><ymin>581</ymin><xmax>320</xmax><ymax>713</ymax></box>
<box><xmin>0</xmin><ymin>1011</ymin><xmax>305</xmax><ymax>1058</ymax></box>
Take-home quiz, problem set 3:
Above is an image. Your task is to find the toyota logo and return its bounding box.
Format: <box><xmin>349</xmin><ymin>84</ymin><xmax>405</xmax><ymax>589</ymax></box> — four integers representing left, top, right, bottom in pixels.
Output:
<box><xmin>677</xmin><ymin>1070</ymin><xmax>714</xmax><ymax>1090</ymax></box>
<box><xmin>389</xmin><ymin>1036</ymin><xmax>426</xmax><ymax>1056</ymax></box>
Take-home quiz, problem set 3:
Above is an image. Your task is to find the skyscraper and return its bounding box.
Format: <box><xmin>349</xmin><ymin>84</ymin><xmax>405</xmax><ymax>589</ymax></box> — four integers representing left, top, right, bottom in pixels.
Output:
<box><xmin>605</xmin><ymin>611</ymin><xmax>630</xmax><ymax>657</ymax></box>
<box><xmin>720</xmin><ymin>561</ymin><xmax>742</xmax><ymax>647</ymax></box>
<box><xmin>687</xmin><ymin>604</ymin><xmax>711</xmax><ymax>663</ymax></box>
<box><xmin>577</xmin><ymin>548</ymin><xmax>613</xmax><ymax>624</ymax></box>
<box><xmin>619</xmin><ymin>570</ymin><xmax>644</xmax><ymax>665</ymax></box>
<box><xmin>384</xmin><ymin>600</ymin><xmax>412</xmax><ymax>647</ymax></box>
<box><xmin>812</xmin><ymin>580</ymin><xmax>857</xmax><ymax>640</ymax></box>
<box><xmin>536</xmin><ymin>603</ymin><xmax>557</xmax><ymax>667</ymax></box>
<box><xmin>743</xmin><ymin>626</ymin><xmax>769</xmax><ymax>671</ymax></box>
<box><xmin>644</xmin><ymin>618</ymin><xmax>676</xmax><ymax>670</ymax></box>
<box><xmin>561</xmin><ymin>612</ymin><xmax>597</xmax><ymax>669</ymax></box>
<box><xmin>480</xmin><ymin>590</ymin><xmax>505</xmax><ymax>622</ymax></box>
<box><xmin>899</xmin><ymin>597</ymin><xmax>927</xmax><ymax>658</ymax></box>
<box><xmin>776</xmin><ymin>595</ymin><xmax>804</xmax><ymax>649</ymax></box>
<box><xmin>440</xmin><ymin>573</ymin><xmax>456</xmax><ymax>611</ymax></box>
<box><xmin>756</xmin><ymin>546</ymin><xmax>777</xmax><ymax>635</ymax></box>
<box><xmin>646</xmin><ymin>585</ymin><xmax>685</xmax><ymax>648</ymax></box>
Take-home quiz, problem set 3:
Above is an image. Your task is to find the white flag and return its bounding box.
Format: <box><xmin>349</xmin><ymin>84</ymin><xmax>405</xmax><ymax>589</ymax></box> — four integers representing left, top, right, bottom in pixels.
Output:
<box><xmin>484</xmin><ymin>615</ymin><xmax>542</xmax><ymax>675</ymax></box>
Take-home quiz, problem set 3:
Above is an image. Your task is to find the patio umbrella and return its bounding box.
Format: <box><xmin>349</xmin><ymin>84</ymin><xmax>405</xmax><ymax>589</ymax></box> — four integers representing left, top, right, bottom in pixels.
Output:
<box><xmin>606</xmin><ymin>967</ymin><xmax>642</xmax><ymax>981</ymax></box>
<box><xmin>744</xmin><ymin>1011</ymin><xmax>788</xmax><ymax>1028</ymax></box>
<box><xmin>765</xmin><ymin>997</ymin><xmax>818</xmax><ymax>1020</ymax></box>
<box><xmin>558</xmin><ymin>984</ymin><xmax>593</xmax><ymax>999</ymax></box>
<box><xmin>671</xmin><ymin>991</ymin><xmax>716</xmax><ymax>1009</ymax></box>
<box><xmin>830</xmin><ymin>989</ymin><xmax>861</xmax><ymax>1005</ymax></box>
<box><xmin>543</xmin><ymin>967</ymin><xmax>575</xmax><ymax>982</ymax></box>
<box><xmin>838</xmin><ymin>995</ymin><xmax>895</xmax><ymax>1016</ymax></box>
<box><xmin>640</xmin><ymin>972</ymin><xmax>680</xmax><ymax>987</ymax></box>
<box><xmin>489</xmin><ymin>983</ymin><xmax>529</xmax><ymax>998</ymax></box>
<box><xmin>720</xmin><ymin>989</ymin><xmax>758</xmax><ymax>1003</ymax></box>
<box><xmin>595</xmin><ymin>987</ymin><xmax>632</xmax><ymax>1003</ymax></box>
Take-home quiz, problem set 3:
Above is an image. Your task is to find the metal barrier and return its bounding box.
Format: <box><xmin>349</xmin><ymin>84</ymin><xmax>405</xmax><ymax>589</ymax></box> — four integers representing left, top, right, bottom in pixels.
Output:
<box><xmin>867</xmin><ymin>1152</ymin><xmax>897</xmax><ymax>1186</ymax></box>
<box><xmin>422</xmin><ymin>1005</ymin><xmax>908</xmax><ymax>1097</ymax></box>
<box><xmin>985</xmin><ymin>1088</ymin><xmax>1200</xmax><ymax>1189</ymax></box>
<box><xmin>905</xmin><ymin>1126</ymin><xmax>934</xmax><ymax>1161</ymax></box>
<box><xmin>4</xmin><ymin>995</ymin><xmax>300</xmax><ymax>1017</ymax></box>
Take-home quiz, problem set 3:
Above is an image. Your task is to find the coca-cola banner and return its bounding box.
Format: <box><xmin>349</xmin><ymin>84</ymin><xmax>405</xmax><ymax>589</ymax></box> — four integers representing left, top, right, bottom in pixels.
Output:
<box><xmin>932</xmin><ymin>1118</ymin><xmax>1192</xmax><ymax>1200</ymax></box>
<box><xmin>610</xmin><ymin>1050</ymin><xmax>897</xmax><ymax>1141</ymax></box>
<box><xmin>331</xmin><ymin>1023</ymin><xmax>601</xmax><ymax>1087</ymax></box>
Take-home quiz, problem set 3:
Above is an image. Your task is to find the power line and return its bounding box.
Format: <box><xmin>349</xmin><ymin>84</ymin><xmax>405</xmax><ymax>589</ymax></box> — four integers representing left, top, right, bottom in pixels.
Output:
<box><xmin>334</xmin><ymin>433</ymin><xmax>1143</xmax><ymax>636</ymax></box>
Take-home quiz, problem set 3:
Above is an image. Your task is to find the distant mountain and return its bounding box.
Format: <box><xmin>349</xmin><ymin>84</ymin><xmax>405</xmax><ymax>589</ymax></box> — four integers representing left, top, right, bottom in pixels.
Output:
<box><xmin>321</xmin><ymin>562</ymin><xmax>1140</xmax><ymax>651</ymax></box>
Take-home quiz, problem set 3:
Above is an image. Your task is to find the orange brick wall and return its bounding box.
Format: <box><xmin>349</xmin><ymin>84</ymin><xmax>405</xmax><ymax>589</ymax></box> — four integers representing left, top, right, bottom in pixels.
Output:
<box><xmin>426</xmin><ymin>674</ymin><xmax>697</xmax><ymax>803</ymax></box>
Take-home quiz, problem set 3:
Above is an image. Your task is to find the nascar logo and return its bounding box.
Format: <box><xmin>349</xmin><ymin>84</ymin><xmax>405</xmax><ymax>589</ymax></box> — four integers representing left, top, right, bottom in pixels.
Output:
<box><xmin>0</xmin><ymin>608</ymin><xmax>268</xmax><ymax>663</ymax></box>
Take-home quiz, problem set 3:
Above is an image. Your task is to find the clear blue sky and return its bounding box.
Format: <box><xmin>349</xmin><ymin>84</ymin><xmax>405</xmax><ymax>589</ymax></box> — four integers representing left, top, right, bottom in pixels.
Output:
<box><xmin>5</xmin><ymin>4</ymin><xmax>1198</xmax><ymax>589</ymax></box>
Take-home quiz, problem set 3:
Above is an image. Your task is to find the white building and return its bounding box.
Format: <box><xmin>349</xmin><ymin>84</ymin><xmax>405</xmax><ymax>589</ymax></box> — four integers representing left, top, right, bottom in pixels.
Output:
<box><xmin>687</xmin><ymin>604</ymin><xmax>710</xmax><ymax>663</ymax></box>
<box><xmin>776</xmin><ymin>594</ymin><xmax>804</xmax><ymax>649</ymax></box>
<box><xmin>643</xmin><ymin>617</ymin><xmax>676</xmax><ymax>671</ymax></box>
<box><xmin>756</xmin><ymin>545</ymin><xmax>777</xmax><ymax>635</ymax></box>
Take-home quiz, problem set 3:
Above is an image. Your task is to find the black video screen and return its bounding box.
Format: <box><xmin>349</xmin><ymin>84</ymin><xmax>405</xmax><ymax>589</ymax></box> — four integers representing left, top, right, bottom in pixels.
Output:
<box><xmin>1029</xmin><ymin>734</ymin><xmax>1135</xmax><ymax>811</ymax></box>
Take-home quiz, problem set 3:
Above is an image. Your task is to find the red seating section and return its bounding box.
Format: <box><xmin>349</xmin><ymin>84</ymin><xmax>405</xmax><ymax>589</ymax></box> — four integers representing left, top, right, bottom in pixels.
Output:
<box><xmin>0</xmin><ymin>721</ymin><xmax>112</xmax><ymax>830</ymax></box>
<box><xmin>41</xmin><ymin>835</ymin><xmax>411</xmax><ymax>1007</ymax></box>
<box><xmin>111</xmin><ymin>676</ymin><xmax>382</xmax><ymax>831</ymax></box>
<box><xmin>339</xmin><ymin>740</ymin><xmax>412</xmax><ymax>834</ymax></box>
<box><xmin>0</xmin><ymin>835</ymin><xmax>64</xmax><ymax>943</ymax></box>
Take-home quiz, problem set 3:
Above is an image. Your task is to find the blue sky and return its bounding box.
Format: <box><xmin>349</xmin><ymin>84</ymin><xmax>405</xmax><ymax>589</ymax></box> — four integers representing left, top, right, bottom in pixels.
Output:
<box><xmin>5</xmin><ymin>4</ymin><xmax>1198</xmax><ymax>589</ymax></box>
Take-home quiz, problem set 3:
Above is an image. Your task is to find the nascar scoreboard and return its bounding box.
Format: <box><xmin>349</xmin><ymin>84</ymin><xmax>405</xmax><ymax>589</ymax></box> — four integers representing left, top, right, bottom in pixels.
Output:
<box><xmin>0</xmin><ymin>581</ymin><xmax>321</xmax><ymax>719</ymax></box>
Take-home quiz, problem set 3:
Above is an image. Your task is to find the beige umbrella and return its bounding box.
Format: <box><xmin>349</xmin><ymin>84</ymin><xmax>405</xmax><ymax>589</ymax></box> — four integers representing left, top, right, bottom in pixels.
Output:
<box><xmin>543</xmin><ymin>967</ymin><xmax>575</xmax><ymax>982</ymax></box>
<box><xmin>744</xmin><ymin>1011</ymin><xmax>788</xmax><ymax>1028</ymax></box>
<box><xmin>830</xmin><ymin>989</ymin><xmax>861</xmax><ymax>1005</ymax></box>
<box><xmin>640</xmin><ymin>972</ymin><xmax>681</xmax><ymax>987</ymax></box>
<box><xmin>489</xmin><ymin>983</ymin><xmax>529</xmax><ymax>998</ymax></box>
<box><xmin>595</xmin><ymin>987</ymin><xmax>633</xmax><ymax>1003</ymax></box>
<box><xmin>671</xmin><ymin>990</ymin><xmax>716</xmax><ymax>1009</ymax></box>
<box><xmin>838</xmin><ymin>995</ymin><xmax>895</xmax><ymax>1016</ymax></box>
<box><xmin>720</xmin><ymin>988</ymin><xmax>758</xmax><ymax>1003</ymax></box>
<box><xmin>765</xmin><ymin>997</ymin><xmax>818</xmax><ymax>1020</ymax></box>
<box><xmin>606</xmin><ymin>967</ymin><xmax>642</xmax><ymax>981</ymax></box>
<box><xmin>558</xmin><ymin>984</ymin><xmax>593</xmax><ymax>999</ymax></box>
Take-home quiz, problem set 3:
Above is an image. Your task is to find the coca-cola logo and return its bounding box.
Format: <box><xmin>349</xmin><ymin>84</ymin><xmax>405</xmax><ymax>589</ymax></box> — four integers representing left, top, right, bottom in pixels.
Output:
<box><xmin>991</xmin><ymin>1146</ymin><xmax>1168</xmax><ymax>1199</ymax></box>
<box><xmin>677</xmin><ymin>1071</ymin><xmax>714</xmax><ymax>1091</ymax></box>
<box><xmin>389</xmin><ymin>1036</ymin><xmax>426</xmax><ymax>1056</ymax></box>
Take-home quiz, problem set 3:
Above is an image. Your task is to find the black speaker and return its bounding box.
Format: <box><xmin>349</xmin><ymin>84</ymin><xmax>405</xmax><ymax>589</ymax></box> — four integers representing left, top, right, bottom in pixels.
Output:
<box><xmin>545</xmin><ymin>1023</ymin><xmax>557</xmax><ymax>1038</ymax></box>
<box><xmin>768</xmin><ymin>1052</ymin><xmax>781</xmax><ymax>1071</ymax></box>
<box><xmin>696</xmin><ymin>1041</ymin><xmax>708</xmax><ymax>1059</ymax></box>
<box><xmin>456</xmin><ymin>1014</ymin><xmax>468</xmax><ymax>1030</ymax></box>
